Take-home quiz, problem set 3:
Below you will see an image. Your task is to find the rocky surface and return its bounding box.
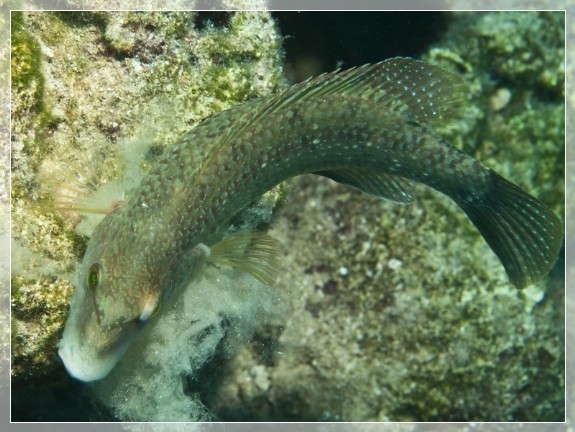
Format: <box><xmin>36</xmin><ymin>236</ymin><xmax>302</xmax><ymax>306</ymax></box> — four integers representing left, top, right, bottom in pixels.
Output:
<box><xmin>9</xmin><ymin>9</ymin><xmax>565</xmax><ymax>423</ymax></box>
<box><xmin>202</xmin><ymin>11</ymin><xmax>565</xmax><ymax>422</ymax></box>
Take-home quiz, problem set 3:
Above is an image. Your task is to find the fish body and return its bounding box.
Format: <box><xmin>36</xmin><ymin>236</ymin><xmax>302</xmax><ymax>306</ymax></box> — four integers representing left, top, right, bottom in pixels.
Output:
<box><xmin>57</xmin><ymin>58</ymin><xmax>563</xmax><ymax>382</ymax></box>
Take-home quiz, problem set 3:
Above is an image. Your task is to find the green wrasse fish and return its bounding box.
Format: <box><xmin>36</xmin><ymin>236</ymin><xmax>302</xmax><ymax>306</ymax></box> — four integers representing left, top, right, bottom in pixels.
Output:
<box><xmin>57</xmin><ymin>57</ymin><xmax>563</xmax><ymax>382</ymax></box>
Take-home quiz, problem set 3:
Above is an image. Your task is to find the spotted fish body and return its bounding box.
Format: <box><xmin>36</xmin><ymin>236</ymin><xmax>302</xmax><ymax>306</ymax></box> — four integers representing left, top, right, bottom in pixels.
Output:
<box><xmin>58</xmin><ymin>58</ymin><xmax>563</xmax><ymax>382</ymax></box>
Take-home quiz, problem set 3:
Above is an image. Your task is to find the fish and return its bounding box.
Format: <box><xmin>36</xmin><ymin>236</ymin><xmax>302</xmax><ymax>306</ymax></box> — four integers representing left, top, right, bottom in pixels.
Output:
<box><xmin>57</xmin><ymin>57</ymin><xmax>563</xmax><ymax>382</ymax></box>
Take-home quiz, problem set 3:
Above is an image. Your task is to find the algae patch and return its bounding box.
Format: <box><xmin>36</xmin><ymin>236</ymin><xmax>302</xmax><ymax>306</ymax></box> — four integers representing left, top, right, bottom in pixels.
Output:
<box><xmin>10</xmin><ymin>11</ymin><xmax>285</xmax><ymax>387</ymax></box>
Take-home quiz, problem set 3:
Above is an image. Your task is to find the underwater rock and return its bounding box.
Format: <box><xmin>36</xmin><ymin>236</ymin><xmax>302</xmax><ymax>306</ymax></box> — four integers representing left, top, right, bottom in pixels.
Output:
<box><xmin>10</xmin><ymin>10</ymin><xmax>564</xmax><ymax>423</ymax></box>
<box><xmin>10</xmin><ymin>9</ymin><xmax>284</xmax><ymax>420</ymax></box>
<box><xmin>203</xmin><ymin>11</ymin><xmax>565</xmax><ymax>422</ymax></box>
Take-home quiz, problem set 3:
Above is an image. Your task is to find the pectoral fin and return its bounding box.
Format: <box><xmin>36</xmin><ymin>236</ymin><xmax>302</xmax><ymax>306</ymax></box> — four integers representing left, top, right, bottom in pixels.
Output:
<box><xmin>206</xmin><ymin>231</ymin><xmax>282</xmax><ymax>286</ymax></box>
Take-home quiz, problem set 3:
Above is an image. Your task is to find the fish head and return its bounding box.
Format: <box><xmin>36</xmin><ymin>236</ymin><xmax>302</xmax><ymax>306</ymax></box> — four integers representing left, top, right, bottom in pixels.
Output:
<box><xmin>58</xmin><ymin>218</ymin><xmax>161</xmax><ymax>382</ymax></box>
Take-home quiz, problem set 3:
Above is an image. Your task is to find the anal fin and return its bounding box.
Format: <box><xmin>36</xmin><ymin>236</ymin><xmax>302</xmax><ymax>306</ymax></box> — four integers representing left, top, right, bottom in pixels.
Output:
<box><xmin>315</xmin><ymin>168</ymin><xmax>414</xmax><ymax>204</ymax></box>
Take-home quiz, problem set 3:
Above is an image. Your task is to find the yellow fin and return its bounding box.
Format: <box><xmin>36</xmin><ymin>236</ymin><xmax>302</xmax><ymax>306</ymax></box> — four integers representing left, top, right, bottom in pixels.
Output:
<box><xmin>207</xmin><ymin>232</ymin><xmax>281</xmax><ymax>286</ymax></box>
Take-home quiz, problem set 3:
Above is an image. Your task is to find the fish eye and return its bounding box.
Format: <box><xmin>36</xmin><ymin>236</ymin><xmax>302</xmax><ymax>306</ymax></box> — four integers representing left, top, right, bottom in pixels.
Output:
<box><xmin>87</xmin><ymin>263</ymin><xmax>102</xmax><ymax>290</ymax></box>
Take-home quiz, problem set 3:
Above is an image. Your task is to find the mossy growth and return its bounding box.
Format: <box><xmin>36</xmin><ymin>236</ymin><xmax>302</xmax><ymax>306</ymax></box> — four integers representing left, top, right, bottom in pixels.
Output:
<box><xmin>11</xmin><ymin>11</ymin><xmax>43</xmax><ymax>95</ymax></box>
<box><xmin>423</xmin><ymin>11</ymin><xmax>564</xmax><ymax>216</ymax></box>
<box><xmin>11</xmin><ymin>10</ymin><xmax>286</xmax><ymax>387</ymax></box>
<box><xmin>11</xmin><ymin>274</ymin><xmax>74</xmax><ymax>378</ymax></box>
<box><xmin>474</xmin><ymin>12</ymin><xmax>564</xmax><ymax>92</ymax></box>
<box><xmin>10</xmin><ymin>12</ymin><xmax>60</xmax><ymax>165</ymax></box>
<box><xmin>482</xmin><ymin>102</ymin><xmax>564</xmax><ymax>207</ymax></box>
<box><xmin>201</xmin><ymin>64</ymin><xmax>255</xmax><ymax>102</ymax></box>
<box><xmin>10</xmin><ymin>12</ymin><xmax>63</xmax><ymax>190</ymax></box>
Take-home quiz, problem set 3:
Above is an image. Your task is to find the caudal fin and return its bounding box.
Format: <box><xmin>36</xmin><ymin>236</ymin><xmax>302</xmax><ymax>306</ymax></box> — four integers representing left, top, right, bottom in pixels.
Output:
<box><xmin>457</xmin><ymin>170</ymin><xmax>563</xmax><ymax>289</ymax></box>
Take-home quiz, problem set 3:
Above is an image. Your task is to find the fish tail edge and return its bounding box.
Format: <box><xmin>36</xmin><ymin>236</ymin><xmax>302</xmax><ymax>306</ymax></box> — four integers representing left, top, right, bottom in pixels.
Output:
<box><xmin>456</xmin><ymin>170</ymin><xmax>563</xmax><ymax>289</ymax></box>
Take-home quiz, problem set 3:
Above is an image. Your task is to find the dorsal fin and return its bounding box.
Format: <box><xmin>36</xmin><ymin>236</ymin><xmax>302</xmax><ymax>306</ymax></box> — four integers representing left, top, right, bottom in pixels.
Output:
<box><xmin>219</xmin><ymin>58</ymin><xmax>468</xmax><ymax>149</ymax></box>
<box><xmin>361</xmin><ymin>57</ymin><xmax>469</xmax><ymax>125</ymax></box>
<box><xmin>268</xmin><ymin>58</ymin><xmax>467</xmax><ymax>126</ymax></box>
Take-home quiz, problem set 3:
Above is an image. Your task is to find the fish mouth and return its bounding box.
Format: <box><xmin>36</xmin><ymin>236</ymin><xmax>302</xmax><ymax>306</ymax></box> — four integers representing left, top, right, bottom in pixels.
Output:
<box><xmin>57</xmin><ymin>319</ymin><xmax>140</xmax><ymax>382</ymax></box>
<box><xmin>57</xmin><ymin>341</ymin><xmax>113</xmax><ymax>382</ymax></box>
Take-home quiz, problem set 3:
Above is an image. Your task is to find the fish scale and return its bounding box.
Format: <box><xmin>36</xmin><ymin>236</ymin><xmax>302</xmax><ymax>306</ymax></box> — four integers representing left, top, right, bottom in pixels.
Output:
<box><xmin>57</xmin><ymin>57</ymin><xmax>563</xmax><ymax>382</ymax></box>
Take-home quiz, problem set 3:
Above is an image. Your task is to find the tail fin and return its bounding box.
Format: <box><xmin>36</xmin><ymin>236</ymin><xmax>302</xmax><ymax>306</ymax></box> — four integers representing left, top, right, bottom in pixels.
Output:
<box><xmin>456</xmin><ymin>170</ymin><xmax>563</xmax><ymax>289</ymax></box>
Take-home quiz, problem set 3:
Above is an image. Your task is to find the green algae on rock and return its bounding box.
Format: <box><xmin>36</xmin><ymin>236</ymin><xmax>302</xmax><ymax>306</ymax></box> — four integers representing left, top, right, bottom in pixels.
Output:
<box><xmin>10</xmin><ymin>10</ymin><xmax>285</xmax><ymax>381</ymax></box>
<box><xmin>10</xmin><ymin>10</ymin><xmax>564</xmax><ymax>424</ymax></box>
